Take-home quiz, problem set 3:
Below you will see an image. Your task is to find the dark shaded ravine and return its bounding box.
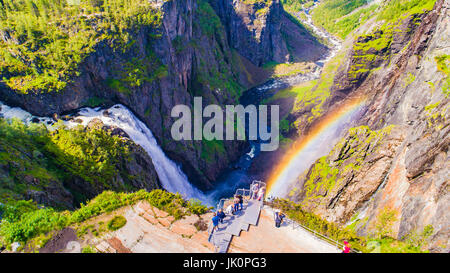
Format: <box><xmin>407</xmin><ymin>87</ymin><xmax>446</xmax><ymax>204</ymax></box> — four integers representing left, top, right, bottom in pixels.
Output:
<box><xmin>205</xmin><ymin>3</ymin><xmax>343</xmax><ymax>203</ymax></box>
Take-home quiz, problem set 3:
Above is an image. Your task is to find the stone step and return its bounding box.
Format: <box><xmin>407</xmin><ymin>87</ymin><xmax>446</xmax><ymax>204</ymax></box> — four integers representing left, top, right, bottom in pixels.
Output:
<box><xmin>209</xmin><ymin>200</ymin><xmax>263</xmax><ymax>253</ymax></box>
<box><xmin>241</xmin><ymin>223</ymin><xmax>249</xmax><ymax>231</ymax></box>
<box><xmin>242</xmin><ymin>200</ymin><xmax>262</xmax><ymax>226</ymax></box>
<box><xmin>215</xmin><ymin>233</ymin><xmax>232</xmax><ymax>253</ymax></box>
<box><xmin>217</xmin><ymin>239</ymin><xmax>231</xmax><ymax>253</ymax></box>
<box><xmin>226</xmin><ymin>219</ymin><xmax>243</xmax><ymax>236</ymax></box>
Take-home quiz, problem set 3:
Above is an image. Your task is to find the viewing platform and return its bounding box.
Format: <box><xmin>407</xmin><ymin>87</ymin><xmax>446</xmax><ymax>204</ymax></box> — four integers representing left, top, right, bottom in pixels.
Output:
<box><xmin>208</xmin><ymin>181</ymin><xmax>265</xmax><ymax>253</ymax></box>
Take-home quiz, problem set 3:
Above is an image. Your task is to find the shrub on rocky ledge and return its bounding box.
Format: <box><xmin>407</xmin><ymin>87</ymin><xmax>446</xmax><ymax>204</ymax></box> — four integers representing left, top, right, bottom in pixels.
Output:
<box><xmin>107</xmin><ymin>216</ymin><xmax>127</xmax><ymax>231</ymax></box>
<box><xmin>0</xmin><ymin>189</ymin><xmax>210</xmax><ymax>248</ymax></box>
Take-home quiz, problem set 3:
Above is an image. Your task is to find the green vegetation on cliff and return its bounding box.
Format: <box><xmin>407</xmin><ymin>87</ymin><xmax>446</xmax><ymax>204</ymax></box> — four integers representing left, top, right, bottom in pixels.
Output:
<box><xmin>197</xmin><ymin>0</ymin><xmax>223</xmax><ymax>38</ymax></box>
<box><xmin>194</xmin><ymin>0</ymin><xmax>244</xmax><ymax>100</ymax></box>
<box><xmin>346</xmin><ymin>0</ymin><xmax>438</xmax><ymax>81</ymax></box>
<box><xmin>301</xmin><ymin>125</ymin><xmax>395</xmax><ymax>203</ymax></box>
<box><xmin>326</xmin><ymin>4</ymin><xmax>378</xmax><ymax>39</ymax></box>
<box><xmin>201</xmin><ymin>139</ymin><xmax>226</xmax><ymax>164</ymax></box>
<box><xmin>435</xmin><ymin>54</ymin><xmax>450</xmax><ymax>97</ymax></box>
<box><xmin>1</xmin><ymin>119</ymin><xmax>60</xmax><ymax>201</ymax></box>
<box><xmin>310</xmin><ymin>0</ymin><xmax>437</xmax><ymax>39</ymax></box>
<box><xmin>0</xmin><ymin>189</ymin><xmax>210</xmax><ymax>248</ymax></box>
<box><xmin>280</xmin><ymin>0</ymin><xmax>313</xmax><ymax>13</ymax></box>
<box><xmin>0</xmin><ymin>118</ymin><xmax>155</xmax><ymax>208</ymax></box>
<box><xmin>312</xmin><ymin>0</ymin><xmax>369</xmax><ymax>37</ymax></box>
<box><xmin>296</xmin><ymin>49</ymin><xmax>346</xmax><ymax>123</ymax></box>
<box><xmin>243</xmin><ymin>0</ymin><xmax>273</xmax><ymax>16</ymax></box>
<box><xmin>262</xmin><ymin>47</ymin><xmax>346</xmax><ymax>132</ymax></box>
<box><xmin>348</xmin><ymin>25</ymin><xmax>393</xmax><ymax>81</ymax></box>
<box><xmin>47</xmin><ymin>122</ymin><xmax>131</xmax><ymax>187</ymax></box>
<box><xmin>0</xmin><ymin>0</ymin><xmax>162</xmax><ymax>94</ymax></box>
<box><xmin>272</xmin><ymin>199</ymin><xmax>433</xmax><ymax>253</ymax></box>
<box><xmin>377</xmin><ymin>0</ymin><xmax>437</xmax><ymax>23</ymax></box>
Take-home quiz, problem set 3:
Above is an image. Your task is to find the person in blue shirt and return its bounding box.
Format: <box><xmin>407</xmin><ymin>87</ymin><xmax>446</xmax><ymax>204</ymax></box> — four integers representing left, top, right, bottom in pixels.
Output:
<box><xmin>217</xmin><ymin>209</ymin><xmax>226</xmax><ymax>224</ymax></box>
<box><xmin>212</xmin><ymin>213</ymin><xmax>220</xmax><ymax>232</ymax></box>
<box><xmin>237</xmin><ymin>194</ymin><xmax>244</xmax><ymax>210</ymax></box>
<box><xmin>233</xmin><ymin>195</ymin><xmax>240</xmax><ymax>212</ymax></box>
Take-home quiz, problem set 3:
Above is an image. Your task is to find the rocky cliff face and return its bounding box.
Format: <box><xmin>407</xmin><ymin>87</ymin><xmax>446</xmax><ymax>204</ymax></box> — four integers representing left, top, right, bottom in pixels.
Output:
<box><xmin>210</xmin><ymin>0</ymin><xmax>327</xmax><ymax>66</ymax></box>
<box><xmin>0</xmin><ymin>0</ymin><xmax>260</xmax><ymax>190</ymax></box>
<box><xmin>0</xmin><ymin>0</ymin><xmax>326</xmax><ymax>191</ymax></box>
<box><xmin>287</xmin><ymin>0</ymin><xmax>449</xmax><ymax>251</ymax></box>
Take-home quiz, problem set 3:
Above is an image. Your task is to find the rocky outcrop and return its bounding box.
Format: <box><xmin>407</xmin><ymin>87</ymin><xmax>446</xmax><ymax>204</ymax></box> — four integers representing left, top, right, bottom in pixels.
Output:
<box><xmin>76</xmin><ymin>201</ymin><xmax>215</xmax><ymax>253</ymax></box>
<box><xmin>210</xmin><ymin>0</ymin><xmax>327</xmax><ymax>66</ymax></box>
<box><xmin>287</xmin><ymin>0</ymin><xmax>449</xmax><ymax>251</ymax></box>
<box><xmin>290</xmin><ymin>126</ymin><xmax>405</xmax><ymax>224</ymax></box>
<box><xmin>60</xmin><ymin>119</ymin><xmax>162</xmax><ymax>207</ymax></box>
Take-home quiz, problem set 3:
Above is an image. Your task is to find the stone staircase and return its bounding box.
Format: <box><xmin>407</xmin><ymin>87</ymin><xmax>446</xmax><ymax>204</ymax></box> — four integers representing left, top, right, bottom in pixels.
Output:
<box><xmin>208</xmin><ymin>199</ymin><xmax>263</xmax><ymax>253</ymax></box>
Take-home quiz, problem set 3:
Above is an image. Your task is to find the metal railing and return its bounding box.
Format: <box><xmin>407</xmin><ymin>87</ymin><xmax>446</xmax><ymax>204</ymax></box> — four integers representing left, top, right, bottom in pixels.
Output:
<box><xmin>235</xmin><ymin>189</ymin><xmax>251</xmax><ymax>199</ymax></box>
<box><xmin>215</xmin><ymin>181</ymin><xmax>266</xmax><ymax>210</ymax></box>
<box><xmin>269</xmin><ymin>208</ymin><xmax>360</xmax><ymax>253</ymax></box>
<box><xmin>287</xmin><ymin>218</ymin><xmax>344</xmax><ymax>251</ymax></box>
<box><xmin>216</xmin><ymin>198</ymin><xmax>229</xmax><ymax>211</ymax></box>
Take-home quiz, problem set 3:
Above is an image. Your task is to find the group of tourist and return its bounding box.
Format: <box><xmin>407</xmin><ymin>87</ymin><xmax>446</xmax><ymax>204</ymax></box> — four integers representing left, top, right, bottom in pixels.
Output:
<box><xmin>209</xmin><ymin>182</ymin><xmax>354</xmax><ymax>253</ymax></box>
<box><xmin>251</xmin><ymin>183</ymin><xmax>266</xmax><ymax>201</ymax></box>
<box><xmin>211</xmin><ymin>183</ymin><xmax>266</xmax><ymax>233</ymax></box>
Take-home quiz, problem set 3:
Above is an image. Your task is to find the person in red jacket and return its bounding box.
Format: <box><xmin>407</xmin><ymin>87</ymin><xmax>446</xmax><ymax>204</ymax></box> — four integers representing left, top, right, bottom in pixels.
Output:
<box><xmin>342</xmin><ymin>241</ymin><xmax>351</xmax><ymax>253</ymax></box>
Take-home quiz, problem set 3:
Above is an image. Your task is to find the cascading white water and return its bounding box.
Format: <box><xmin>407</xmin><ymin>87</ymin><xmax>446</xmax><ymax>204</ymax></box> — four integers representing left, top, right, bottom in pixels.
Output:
<box><xmin>300</xmin><ymin>2</ymin><xmax>342</xmax><ymax>65</ymax></box>
<box><xmin>0</xmin><ymin>101</ymin><xmax>211</xmax><ymax>205</ymax></box>
<box><xmin>251</xmin><ymin>2</ymin><xmax>343</xmax><ymax>95</ymax></box>
<box><xmin>67</xmin><ymin>105</ymin><xmax>210</xmax><ymax>204</ymax></box>
<box><xmin>0</xmin><ymin>102</ymin><xmax>54</xmax><ymax>125</ymax></box>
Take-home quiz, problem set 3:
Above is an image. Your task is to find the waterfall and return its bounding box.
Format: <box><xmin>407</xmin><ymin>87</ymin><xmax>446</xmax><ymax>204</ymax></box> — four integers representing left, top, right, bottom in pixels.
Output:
<box><xmin>0</xmin><ymin>102</ymin><xmax>210</xmax><ymax>205</ymax></box>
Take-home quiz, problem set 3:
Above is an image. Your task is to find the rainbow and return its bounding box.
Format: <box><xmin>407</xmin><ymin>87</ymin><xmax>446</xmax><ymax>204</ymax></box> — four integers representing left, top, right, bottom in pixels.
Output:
<box><xmin>267</xmin><ymin>96</ymin><xmax>367</xmax><ymax>197</ymax></box>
